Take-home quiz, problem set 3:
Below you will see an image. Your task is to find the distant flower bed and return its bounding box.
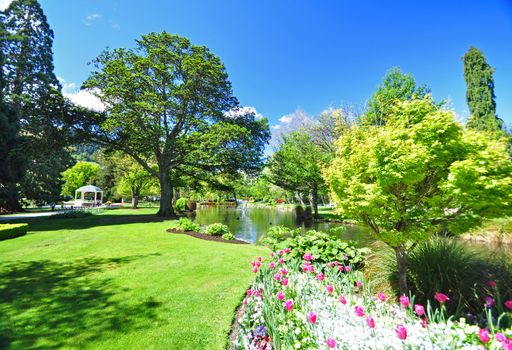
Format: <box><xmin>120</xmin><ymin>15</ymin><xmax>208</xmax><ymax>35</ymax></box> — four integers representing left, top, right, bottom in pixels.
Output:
<box><xmin>233</xmin><ymin>250</ymin><xmax>512</xmax><ymax>349</ymax></box>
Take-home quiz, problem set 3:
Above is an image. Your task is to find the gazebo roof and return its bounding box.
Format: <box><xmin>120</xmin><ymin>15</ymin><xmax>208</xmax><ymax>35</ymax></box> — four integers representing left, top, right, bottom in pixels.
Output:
<box><xmin>76</xmin><ymin>185</ymin><xmax>103</xmax><ymax>192</ymax></box>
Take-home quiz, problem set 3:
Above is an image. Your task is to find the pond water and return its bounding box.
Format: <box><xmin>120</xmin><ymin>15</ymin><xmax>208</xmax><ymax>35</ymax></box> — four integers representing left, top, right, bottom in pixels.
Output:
<box><xmin>190</xmin><ymin>205</ymin><xmax>373</xmax><ymax>245</ymax></box>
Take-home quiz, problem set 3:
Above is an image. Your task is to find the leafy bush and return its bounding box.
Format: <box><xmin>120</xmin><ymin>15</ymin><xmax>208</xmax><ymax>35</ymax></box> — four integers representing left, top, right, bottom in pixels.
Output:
<box><xmin>175</xmin><ymin>198</ymin><xmax>188</xmax><ymax>212</ymax></box>
<box><xmin>261</xmin><ymin>225</ymin><xmax>301</xmax><ymax>246</ymax></box>
<box><xmin>205</xmin><ymin>223</ymin><xmax>230</xmax><ymax>236</ymax></box>
<box><xmin>50</xmin><ymin>209</ymin><xmax>95</xmax><ymax>219</ymax></box>
<box><xmin>222</xmin><ymin>232</ymin><xmax>236</xmax><ymax>240</ymax></box>
<box><xmin>186</xmin><ymin>199</ymin><xmax>197</xmax><ymax>211</ymax></box>
<box><xmin>364</xmin><ymin>237</ymin><xmax>512</xmax><ymax>316</ymax></box>
<box><xmin>274</xmin><ymin>230</ymin><xmax>369</xmax><ymax>267</ymax></box>
<box><xmin>0</xmin><ymin>223</ymin><xmax>28</xmax><ymax>241</ymax></box>
<box><xmin>177</xmin><ymin>217</ymin><xmax>201</xmax><ymax>232</ymax></box>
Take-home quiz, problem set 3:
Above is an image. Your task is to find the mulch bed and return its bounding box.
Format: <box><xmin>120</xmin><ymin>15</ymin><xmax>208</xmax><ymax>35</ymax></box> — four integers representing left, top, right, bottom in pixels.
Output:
<box><xmin>167</xmin><ymin>228</ymin><xmax>248</xmax><ymax>244</ymax></box>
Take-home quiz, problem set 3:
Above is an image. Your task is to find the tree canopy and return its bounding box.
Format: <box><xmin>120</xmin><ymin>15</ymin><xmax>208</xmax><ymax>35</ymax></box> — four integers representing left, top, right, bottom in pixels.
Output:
<box><xmin>462</xmin><ymin>46</ymin><xmax>503</xmax><ymax>133</ymax></box>
<box><xmin>61</xmin><ymin>162</ymin><xmax>100</xmax><ymax>197</ymax></box>
<box><xmin>77</xmin><ymin>32</ymin><xmax>270</xmax><ymax>216</ymax></box>
<box><xmin>324</xmin><ymin>97</ymin><xmax>512</xmax><ymax>295</ymax></box>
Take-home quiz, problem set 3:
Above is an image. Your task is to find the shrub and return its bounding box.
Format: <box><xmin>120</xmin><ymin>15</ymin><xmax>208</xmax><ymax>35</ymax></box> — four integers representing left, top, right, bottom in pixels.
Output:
<box><xmin>274</xmin><ymin>230</ymin><xmax>369</xmax><ymax>267</ymax></box>
<box><xmin>261</xmin><ymin>225</ymin><xmax>301</xmax><ymax>246</ymax></box>
<box><xmin>364</xmin><ymin>237</ymin><xmax>512</xmax><ymax>316</ymax></box>
<box><xmin>0</xmin><ymin>223</ymin><xmax>28</xmax><ymax>241</ymax></box>
<box><xmin>177</xmin><ymin>217</ymin><xmax>201</xmax><ymax>232</ymax></box>
<box><xmin>222</xmin><ymin>232</ymin><xmax>236</xmax><ymax>241</ymax></box>
<box><xmin>175</xmin><ymin>198</ymin><xmax>188</xmax><ymax>212</ymax></box>
<box><xmin>205</xmin><ymin>223</ymin><xmax>230</xmax><ymax>236</ymax></box>
<box><xmin>50</xmin><ymin>209</ymin><xmax>95</xmax><ymax>219</ymax></box>
<box><xmin>186</xmin><ymin>199</ymin><xmax>197</xmax><ymax>211</ymax></box>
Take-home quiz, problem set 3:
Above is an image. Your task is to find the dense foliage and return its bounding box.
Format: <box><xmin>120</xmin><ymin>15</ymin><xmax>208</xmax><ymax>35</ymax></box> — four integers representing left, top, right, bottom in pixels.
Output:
<box><xmin>463</xmin><ymin>46</ymin><xmax>503</xmax><ymax>133</ymax></box>
<box><xmin>77</xmin><ymin>32</ymin><xmax>270</xmax><ymax>216</ymax></box>
<box><xmin>60</xmin><ymin>162</ymin><xmax>100</xmax><ymax>197</ymax></box>
<box><xmin>0</xmin><ymin>223</ymin><xmax>28</xmax><ymax>240</ymax></box>
<box><xmin>324</xmin><ymin>97</ymin><xmax>512</xmax><ymax>294</ymax></box>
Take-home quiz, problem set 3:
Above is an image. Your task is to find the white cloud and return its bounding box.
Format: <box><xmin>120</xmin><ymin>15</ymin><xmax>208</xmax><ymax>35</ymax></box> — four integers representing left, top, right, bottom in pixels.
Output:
<box><xmin>83</xmin><ymin>13</ymin><xmax>102</xmax><ymax>26</ymax></box>
<box><xmin>279</xmin><ymin>115</ymin><xmax>293</xmax><ymax>123</ymax></box>
<box><xmin>64</xmin><ymin>89</ymin><xmax>105</xmax><ymax>112</ymax></box>
<box><xmin>0</xmin><ymin>0</ymin><xmax>12</xmax><ymax>10</ymax></box>
<box><xmin>270</xmin><ymin>124</ymin><xmax>281</xmax><ymax>130</ymax></box>
<box><xmin>224</xmin><ymin>106</ymin><xmax>264</xmax><ymax>120</ymax></box>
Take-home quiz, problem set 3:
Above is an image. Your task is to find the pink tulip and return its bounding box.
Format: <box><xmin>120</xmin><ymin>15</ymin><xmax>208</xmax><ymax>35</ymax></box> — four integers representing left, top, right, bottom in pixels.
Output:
<box><xmin>354</xmin><ymin>305</ymin><xmax>365</xmax><ymax>317</ymax></box>
<box><xmin>326</xmin><ymin>284</ymin><xmax>334</xmax><ymax>294</ymax></box>
<box><xmin>377</xmin><ymin>292</ymin><xmax>386</xmax><ymax>302</ymax></box>
<box><xmin>278</xmin><ymin>250</ymin><xmax>284</xmax><ymax>256</ymax></box>
<box><xmin>301</xmin><ymin>263</ymin><xmax>309</xmax><ymax>273</ymax></box>
<box><xmin>269</xmin><ymin>262</ymin><xmax>276</xmax><ymax>269</ymax></box>
<box><xmin>496</xmin><ymin>333</ymin><xmax>506</xmax><ymax>343</ymax></box>
<box><xmin>479</xmin><ymin>328</ymin><xmax>490</xmax><ymax>343</ymax></box>
<box><xmin>327</xmin><ymin>262</ymin><xmax>334</xmax><ymax>268</ymax></box>
<box><xmin>395</xmin><ymin>324</ymin><xmax>407</xmax><ymax>340</ymax></box>
<box><xmin>414</xmin><ymin>304</ymin><xmax>425</xmax><ymax>316</ymax></box>
<box><xmin>281</xmin><ymin>278</ymin><xmax>288</xmax><ymax>286</ymax></box>
<box><xmin>281</xmin><ymin>268</ymin><xmax>288</xmax><ymax>275</ymax></box>
<box><xmin>279</xmin><ymin>258</ymin><xmax>285</xmax><ymax>264</ymax></box>
<box><xmin>255</xmin><ymin>261</ymin><xmax>261</xmax><ymax>267</ymax></box>
<box><xmin>338</xmin><ymin>265</ymin><xmax>344</xmax><ymax>272</ymax></box>
<box><xmin>247</xmin><ymin>289</ymin><xmax>252</xmax><ymax>297</ymax></box>
<box><xmin>485</xmin><ymin>296</ymin><xmax>495</xmax><ymax>308</ymax></box>
<box><xmin>356</xmin><ymin>281</ymin><xmax>362</xmax><ymax>288</ymax></box>
<box><xmin>366</xmin><ymin>316</ymin><xmax>375</xmax><ymax>328</ymax></box>
<box><xmin>504</xmin><ymin>300</ymin><xmax>512</xmax><ymax>310</ymax></box>
<box><xmin>345</xmin><ymin>266</ymin><xmax>351</xmax><ymax>272</ymax></box>
<box><xmin>421</xmin><ymin>318</ymin><xmax>427</xmax><ymax>328</ymax></box>
<box><xmin>253</xmin><ymin>290</ymin><xmax>260</xmax><ymax>297</ymax></box>
<box><xmin>243</xmin><ymin>298</ymin><xmax>248</xmax><ymax>305</ymax></box>
<box><xmin>274</xmin><ymin>273</ymin><xmax>281</xmax><ymax>281</ymax></box>
<box><xmin>307</xmin><ymin>311</ymin><xmax>317</xmax><ymax>324</ymax></box>
<box><xmin>316</xmin><ymin>273</ymin><xmax>325</xmax><ymax>281</ymax></box>
<box><xmin>270</xmin><ymin>252</ymin><xmax>275</xmax><ymax>257</ymax></box>
<box><xmin>400</xmin><ymin>295</ymin><xmax>410</xmax><ymax>308</ymax></box>
<box><xmin>251</xmin><ymin>261</ymin><xmax>256</xmax><ymax>267</ymax></box>
<box><xmin>308</xmin><ymin>264</ymin><xmax>315</xmax><ymax>273</ymax></box>
<box><xmin>488</xmin><ymin>280</ymin><xmax>497</xmax><ymax>288</ymax></box>
<box><xmin>434</xmin><ymin>292</ymin><xmax>449</xmax><ymax>303</ymax></box>
<box><xmin>284</xmin><ymin>299</ymin><xmax>294</xmax><ymax>311</ymax></box>
<box><xmin>252</xmin><ymin>267</ymin><xmax>258</xmax><ymax>273</ymax></box>
<box><xmin>326</xmin><ymin>338</ymin><xmax>336</xmax><ymax>348</ymax></box>
<box><xmin>284</xmin><ymin>247</ymin><xmax>291</xmax><ymax>253</ymax></box>
<box><xmin>276</xmin><ymin>290</ymin><xmax>285</xmax><ymax>300</ymax></box>
<box><xmin>334</xmin><ymin>260</ymin><xmax>339</xmax><ymax>266</ymax></box>
<box><xmin>339</xmin><ymin>295</ymin><xmax>347</xmax><ymax>305</ymax></box>
<box><xmin>257</xmin><ymin>256</ymin><xmax>262</xmax><ymax>262</ymax></box>
<box><xmin>303</xmin><ymin>252</ymin><xmax>314</xmax><ymax>261</ymax></box>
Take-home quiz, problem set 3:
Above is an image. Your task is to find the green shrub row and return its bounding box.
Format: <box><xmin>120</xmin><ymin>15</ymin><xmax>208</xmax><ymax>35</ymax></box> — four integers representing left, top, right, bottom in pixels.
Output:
<box><xmin>0</xmin><ymin>223</ymin><xmax>28</xmax><ymax>241</ymax></box>
<box><xmin>49</xmin><ymin>209</ymin><xmax>97</xmax><ymax>219</ymax></box>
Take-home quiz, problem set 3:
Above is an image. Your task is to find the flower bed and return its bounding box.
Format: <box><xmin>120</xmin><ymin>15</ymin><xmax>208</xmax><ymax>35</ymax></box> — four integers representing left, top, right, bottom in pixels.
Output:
<box><xmin>233</xmin><ymin>250</ymin><xmax>512</xmax><ymax>349</ymax></box>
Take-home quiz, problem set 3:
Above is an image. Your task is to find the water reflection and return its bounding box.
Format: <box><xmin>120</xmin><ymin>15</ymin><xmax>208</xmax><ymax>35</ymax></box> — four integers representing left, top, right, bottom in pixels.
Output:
<box><xmin>189</xmin><ymin>206</ymin><xmax>373</xmax><ymax>245</ymax></box>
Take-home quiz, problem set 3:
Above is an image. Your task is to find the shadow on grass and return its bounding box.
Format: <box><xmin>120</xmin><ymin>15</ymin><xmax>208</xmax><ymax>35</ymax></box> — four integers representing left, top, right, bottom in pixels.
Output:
<box><xmin>17</xmin><ymin>213</ymin><xmax>174</xmax><ymax>233</ymax></box>
<box><xmin>0</xmin><ymin>255</ymin><xmax>162</xmax><ymax>349</ymax></box>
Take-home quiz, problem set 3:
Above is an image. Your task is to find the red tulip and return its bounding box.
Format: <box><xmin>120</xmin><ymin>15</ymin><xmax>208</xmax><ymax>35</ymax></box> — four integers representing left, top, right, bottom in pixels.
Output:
<box><xmin>434</xmin><ymin>292</ymin><xmax>449</xmax><ymax>303</ymax></box>
<box><xmin>395</xmin><ymin>324</ymin><xmax>407</xmax><ymax>340</ymax></box>
<box><xmin>488</xmin><ymin>280</ymin><xmax>497</xmax><ymax>288</ymax></box>
<box><xmin>478</xmin><ymin>328</ymin><xmax>490</xmax><ymax>343</ymax></box>
<box><xmin>504</xmin><ymin>300</ymin><xmax>512</xmax><ymax>310</ymax></box>
<box><xmin>307</xmin><ymin>311</ymin><xmax>317</xmax><ymax>324</ymax></box>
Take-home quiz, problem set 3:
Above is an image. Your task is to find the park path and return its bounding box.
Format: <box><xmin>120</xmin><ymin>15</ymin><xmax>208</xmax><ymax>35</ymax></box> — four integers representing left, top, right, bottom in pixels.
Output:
<box><xmin>0</xmin><ymin>212</ymin><xmax>58</xmax><ymax>221</ymax></box>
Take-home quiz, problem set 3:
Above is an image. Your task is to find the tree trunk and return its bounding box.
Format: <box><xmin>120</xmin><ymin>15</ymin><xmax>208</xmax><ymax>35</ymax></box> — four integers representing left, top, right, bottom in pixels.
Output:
<box><xmin>310</xmin><ymin>188</ymin><xmax>319</xmax><ymax>219</ymax></box>
<box><xmin>156</xmin><ymin>169</ymin><xmax>174</xmax><ymax>217</ymax></box>
<box><xmin>131</xmin><ymin>188</ymin><xmax>139</xmax><ymax>209</ymax></box>
<box><xmin>395</xmin><ymin>245</ymin><xmax>408</xmax><ymax>298</ymax></box>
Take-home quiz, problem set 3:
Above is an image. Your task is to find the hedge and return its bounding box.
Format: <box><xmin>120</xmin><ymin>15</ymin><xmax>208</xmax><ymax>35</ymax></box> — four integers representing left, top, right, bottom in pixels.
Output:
<box><xmin>0</xmin><ymin>223</ymin><xmax>28</xmax><ymax>241</ymax></box>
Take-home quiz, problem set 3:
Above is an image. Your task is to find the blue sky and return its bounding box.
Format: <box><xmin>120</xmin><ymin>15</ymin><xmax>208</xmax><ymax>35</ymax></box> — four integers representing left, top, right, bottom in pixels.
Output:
<box><xmin>11</xmin><ymin>0</ymin><xmax>512</xmax><ymax>128</ymax></box>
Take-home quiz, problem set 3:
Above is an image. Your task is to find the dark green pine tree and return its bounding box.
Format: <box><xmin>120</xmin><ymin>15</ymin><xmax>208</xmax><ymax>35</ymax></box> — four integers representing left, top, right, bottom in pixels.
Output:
<box><xmin>462</xmin><ymin>47</ymin><xmax>503</xmax><ymax>132</ymax></box>
<box><xmin>0</xmin><ymin>48</ymin><xmax>26</xmax><ymax>212</ymax></box>
<box><xmin>2</xmin><ymin>0</ymin><xmax>72</xmax><ymax>207</ymax></box>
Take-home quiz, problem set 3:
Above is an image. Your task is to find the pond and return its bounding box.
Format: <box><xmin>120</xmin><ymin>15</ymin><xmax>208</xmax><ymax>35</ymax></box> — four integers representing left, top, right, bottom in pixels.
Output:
<box><xmin>190</xmin><ymin>205</ymin><xmax>373</xmax><ymax>245</ymax></box>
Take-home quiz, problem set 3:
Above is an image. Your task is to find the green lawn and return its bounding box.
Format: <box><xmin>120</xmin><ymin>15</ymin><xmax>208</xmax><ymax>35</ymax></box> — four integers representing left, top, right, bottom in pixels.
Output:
<box><xmin>0</xmin><ymin>208</ymin><xmax>267</xmax><ymax>349</ymax></box>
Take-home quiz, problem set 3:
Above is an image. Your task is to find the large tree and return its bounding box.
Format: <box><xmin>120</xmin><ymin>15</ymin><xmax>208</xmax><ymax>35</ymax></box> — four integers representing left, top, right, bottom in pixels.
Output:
<box><xmin>324</xmin><ymin>98</ymin><xmax>512</xmax><ymax>296</ymax></box>
<box><xmin>77</xmin><ymin>32</ymin><xmax>269</xmax><ymax>216</ymax></box>
<box><xmin>462</xmin><ymin>46</ymin><xmax>503</xmax><ymax>133</ymax></box>
<box><xmin>267</xmin><ymin>130</ymin><xmax>328</xmax><ymax>218</ymax></box>
<box><xmin>61</xmin><ymin>161</ymin><xmax>100</xmax><ymax>198</ymax></box>
<box><xmin>2</xmin><ymin>0</ymin><xmax>71</xmax><ymax>208</ymax></box>
<box><xmin>362</xmin><ymin>67</ymin><xmax>430</xmax><ymax>126</ymax></box>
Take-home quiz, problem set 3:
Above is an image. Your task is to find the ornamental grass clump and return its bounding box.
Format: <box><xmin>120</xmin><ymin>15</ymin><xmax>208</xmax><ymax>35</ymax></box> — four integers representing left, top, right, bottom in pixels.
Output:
<box><xmin>234</xmin><ymin>249</ymin><xmax>512</xmax><ymax>349</ymax></box>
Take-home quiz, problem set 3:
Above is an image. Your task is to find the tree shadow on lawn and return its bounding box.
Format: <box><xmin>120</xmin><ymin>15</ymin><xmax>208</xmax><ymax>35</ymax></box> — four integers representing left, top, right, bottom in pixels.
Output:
<box><xmin>0</xmin><ymin>255</ymin><xmax>162</xmax><ymax>349</ymax></box>
<box><xmin>20</xmin><ymin>213</ymin><xmax>173</xmax><ymax>233</ymax></box>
